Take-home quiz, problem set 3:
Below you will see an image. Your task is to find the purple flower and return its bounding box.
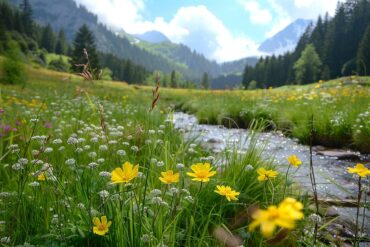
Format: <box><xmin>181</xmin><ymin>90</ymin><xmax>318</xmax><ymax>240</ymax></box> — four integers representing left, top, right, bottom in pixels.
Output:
<box><xmin>44</xmin><ymin>122</ymin><xmax>52</xmax><ymax>129</ymax></box>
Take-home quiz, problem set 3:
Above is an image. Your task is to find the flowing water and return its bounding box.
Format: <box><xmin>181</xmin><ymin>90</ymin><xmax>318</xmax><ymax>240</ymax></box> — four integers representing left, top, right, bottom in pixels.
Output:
<box><xmin>172</xmin><ymin>112</ymin><xmax>370</xmax><ymax>240</ymax></box>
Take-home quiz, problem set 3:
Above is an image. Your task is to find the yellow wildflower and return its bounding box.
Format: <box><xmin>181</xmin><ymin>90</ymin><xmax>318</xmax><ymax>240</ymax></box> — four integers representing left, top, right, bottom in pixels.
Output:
<box><xmin>111</xmin><ymin>162</ymin><xmax>139</xmax><ymax>184</ymax></box>
<box><xmin>214</xmin><ymin>185</ymin><xmax>240</xmax><ymax>201</ymax></box>
<box><xmin>37</xmin><ymin>172</ymin><xmax>46</xmax><ymax>181</ymax></box>
<box><xmin>93</xmin><ymin>216</ymin><xmax>112</xmax><ymax>236</ymax></box>
<box><xmin>257</xmin><ymin>168</ymin><xmax>278</xmax><ymax>181</ymax></box>
<box><xmin>287</xmin><ymin>155</ymin><xmax>302</xmax><ymax>168</ymax></box>
<box><xmin>249</xmin><ymin>198</ymin><xmax>304</xmax><ymax>238</ymax></box>
<box><xmin>187</xmin><ymin>163</ymin><xmax>216</xmax><ymax>182</ymax></box>
<box><xmin>347</xmin><ymin>163</ymin><xmax>370</xmax><ymax>178</ymax></box>
<box><xmin>159</xmin><ymin>170</ymin><xmax>180</xmax><ymax>184</ymax></box>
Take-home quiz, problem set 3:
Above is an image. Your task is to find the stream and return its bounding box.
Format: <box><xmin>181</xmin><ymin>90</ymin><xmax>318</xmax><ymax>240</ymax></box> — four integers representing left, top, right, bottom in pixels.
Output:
<box><xmin>172</xmin><ymin>112</ymin><xmax>370</xmax><ymax>243</ymax></box>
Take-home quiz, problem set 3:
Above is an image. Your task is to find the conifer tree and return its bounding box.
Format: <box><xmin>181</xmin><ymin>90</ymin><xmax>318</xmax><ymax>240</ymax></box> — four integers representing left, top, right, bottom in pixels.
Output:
<box><xmin>41</xmin><ymin>24</ymin><xmax>56</xmax><ymax>52</ymax></box>
<box><xmin>357</xmin><ymin>24</ymin><xmax>370</xmax><ymax>75</ymax></box>
<box><xmin>55</xmin><ymin>29</ymin><xmax>67</xmax><ymax>55</ymax></box>
<box><xmin>70</xmin><ymin>24</ymin><xmax>100</xmax><ymax>73</ymax></box>
<box><xmin>201</xmin><ymin>72</ymin><xmax>209</xmax><ymax>89</ymax></box>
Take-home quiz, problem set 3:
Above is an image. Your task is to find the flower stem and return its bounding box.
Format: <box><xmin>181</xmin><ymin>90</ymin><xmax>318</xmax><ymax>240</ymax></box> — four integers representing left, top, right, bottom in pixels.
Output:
<box><xmin>283</xmin><ymin>165</ymin><xmax>291</xmax><ymax>198</ymax></box>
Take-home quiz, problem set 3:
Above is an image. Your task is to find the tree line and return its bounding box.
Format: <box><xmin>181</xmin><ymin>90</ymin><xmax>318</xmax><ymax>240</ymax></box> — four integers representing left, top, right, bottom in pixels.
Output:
<box><xmin>242</xmin><ymin>0</ymin><xmax>370</xmax><ymax>88</ymax></box>
<box><xmin>0</xmin><ymin>0</ymin><xmax>150</xmax><ymax>84</ymax></box>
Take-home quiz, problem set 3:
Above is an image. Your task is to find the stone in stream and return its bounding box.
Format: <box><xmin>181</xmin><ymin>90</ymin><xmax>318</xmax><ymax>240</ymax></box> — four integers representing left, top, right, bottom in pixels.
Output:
<box><xmin>316</xmin><ymin>149</ymin><xmax>360</xmax><ymax>160</ymax></box>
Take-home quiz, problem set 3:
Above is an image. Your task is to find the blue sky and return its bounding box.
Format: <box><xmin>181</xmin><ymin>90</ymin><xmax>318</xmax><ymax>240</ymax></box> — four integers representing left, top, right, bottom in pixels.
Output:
<box><xmin>74</xmin><ymin>0</ymin><xmax>344</xmax><ymax>62</ymax></box>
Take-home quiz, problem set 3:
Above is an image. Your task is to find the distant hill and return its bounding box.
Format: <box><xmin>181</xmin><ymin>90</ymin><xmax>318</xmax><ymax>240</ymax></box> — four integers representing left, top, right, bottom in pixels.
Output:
<box><xmin>134</xmin><ymin>31</ymin><xmax>170</xmax><ymax>43</ymax></box>
<box><xmin>8</xmin><ymin>0</ymin><xmax>259</xmax><ymax>82</ymax></box>
<box><xmin>259</xmin><ymin>19</ymin><xmax>312</xmax><ymax>55</ymax></box>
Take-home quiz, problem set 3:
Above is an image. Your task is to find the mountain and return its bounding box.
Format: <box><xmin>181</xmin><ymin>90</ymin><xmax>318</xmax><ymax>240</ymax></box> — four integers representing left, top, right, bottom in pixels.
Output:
<box><xmin>8</xmin><ymin>0</ymin><xmax>258</xmax><ymax>82</ymax></box>
<box><xmin>259</xmin><ymin>19</ymin><xmax>312</xmax><ymax>55</ymax></box>
<box><xmin>134</xmin><ymin>31</ymin><xmax>170</xmax><ymax>43</ymax></box>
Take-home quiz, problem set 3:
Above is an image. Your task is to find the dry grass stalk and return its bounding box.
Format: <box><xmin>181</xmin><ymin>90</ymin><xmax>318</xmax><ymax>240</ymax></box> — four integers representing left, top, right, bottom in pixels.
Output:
<box><xmin>149</xmin><ymin>73</ymin><xmax>160</xmax><ymax>112</ymax></box>
<box><xmin>75</xmin><ymin>48</ymin><xmax>100</xmax><ymax>81</ymax></box>
<box><xmin>212</xmin><ymin>227</ymin><xmax>243</xmax><ymax>247</ymax></box>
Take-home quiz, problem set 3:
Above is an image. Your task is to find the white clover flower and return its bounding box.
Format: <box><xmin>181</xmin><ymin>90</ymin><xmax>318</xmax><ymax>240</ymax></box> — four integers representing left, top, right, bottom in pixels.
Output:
<box><xmin>51</xmin><ymin>214</ymin><xmax>59</xmax><ymax>225</ymax></box>
<box><xmin>88</xmin><ymin>152</ymin><xmax>97</xmax><ymax>158</ymax></box>
<box><xmin>65</xmin><ymin>159</ymin><xmax>76</xmax><ymax>166</ymax></box>
<box><xmin>12</xmin><ymin>163</ymin><xmax>23</xmax><ymax>171</ymax></box>
<box><xmin>0</xmin><ymin>192</ymin><xmax>13</xmax><ymax>198</ymax></box>
<box><xmin>58</xmin><ymin>146</ymin><xmax>65</xmax><ymax>151</ymax></box>
<box><xmin>117</xmin><ymin>150</ymin><xmax>126</xmax><ymax>156</ymax></box>
<box><xmin>141</xmin><ymin>234</ymin><xmax>151</xmax><ymax>243</ymax></box>
<box><xmin>157</xmin><ymin>130</ymin><xmax>164</xmax><ymax>134</ymax></box>
<box><xmin>52</xmin><ymin>139</ymin><xmax>63</xmax><ymax>145</ymax></box>
<box><xmin>67</xmin><ymin>137</ymin><xmax>78</xmax><ymax>145</ymax></box>
<box><xmin>8</xmin><ymin>144</ymin><xmax>19</xmax><ymax>150</ymax></box>
<box><xmin>30</xmin><ymin>118</ymin><xmax>39</xmax><ymax>123</ymax></box>
<box><xmin>32</xmin><ymin>150</ymin><xmax>39</xmax><ymax>156</ymax></box>
<box><xmin>88</xmin><ymin>162</ymin><xmax>99</xmax><ymax>169</ymax></box>
<box><xmin>151</xmin><ymin>196</ymin><xmax>163</xmax><ymax>205</ymax></box>
<box><xmin>145</xmin><ymin>139</ymin><xmax>152</xmax><ymax>144</ymax></box>
<box><xmin>131</xmin><ymin>146</ymin><xmax>139</xmax><ymax>152</ymax></box>
<box><xmin>75</xmin><ymin>147</ymin><xmax>84</xmax><ymax>153</ymax></box>
<box><xmin>150</xmin><ymin>158</ymin><xmax>157</xmax><ymax>164</ymax></box>
<box><xmin>181</xmin><ymin>189</ymin><xmax>190</xmax><ymax>195</ymax></box>
<box><xmin>99</xmin><ymin>145</ymin><xmax>108</xmax><ymax>151</ymax></box>
<box><xmin>189</xmin><ymin>143</ymin><xmax>197</xmax><ymax>148</ymax></box>
<box><xmin>169</xmin><ymin>187</ymin><xmax>179</xmax><ymax>195</ymax></box>
<box><xmin>29</xmin><ymin>181</ymin><xmax>40</xmax><ymax>187</ymax></box>
<box><xmin>245</xmin><ymin>164</ymin><xmax>254</xmax><ymax>171</ymax></box>
<box><xmin>148</xmin><ymin>129</ymin><xmax>155</xmax><ymax>134</ymax></box>
<box><xmin>156</xmin><ymin>161</ymin><xmax>164</xmax><ymax>167</ymax></box>
<box><xmin>99</xmin><ymin>171</ymin><xmax>111</xmax><ymax>178</ymax></box>
<box><xmin>98</xmin><ymin>190</ymin><xmax>110</xmax><ymax>200</ymax></box>
<box><xmin>84</xmin><ymin>145</ymin><xmax>91</xmax><ymax>150</ymax></box>
<box><xmin>159</xmin><ymin>125</ymin><xmax>165</xmax><ymax>129</ymax></box>
<box><xmin>110</xmin><ymin>194</ymin><xmax>122</xmax><ymax>201</ymax></box>
<box><xmin>108</xmin><ymin>140</ymin><xmax>118</xmax><ymax>145</ymax></box>
<box><xmin>308</xmin><ymin>214</ymin><xmax>322</xmax><ymax>223</ymax></box>
<box><xmin>184</xmin><ymin>195</ymin><xmax>194</xmax><ymax>203</ymax></box>
<box><xmin>97</xmin><ymin>158</ymin><xmax>105</xmax><ymax>164</ymax></box>
<box><xmin>77</xmin><ymin>203</ymin><xmax>85</xmax><ymax>210</ymax></box>
<box><xmin>176</xmin><ymin>163</ymin><xmax>185</xmax><ymax>169</ymax></box>
<box><xmin>44</xmin><ymin>147</ymin><xmax>53</xmax><ymax>153</ymax></box>
<box><xmin>156</xmin><ymin>139</ymin><xmax>163</xmax><ymax>145</ymax></box>
<box><xmin>0</xmin><ymin>237</ymin><xmax>10</xmax><ymax>244</ymax></box>
<box><xmin>127</xmin><ymin>135</ymin><xmax>133</xmax><ymax>140</ymax></box>
<box><xmin>122</xmin><ymin>142</ymin><xmax>130</xmax><ymax>146</ymax></box>
<box><xmin>150</xmin><ymin>189</ymin><xmax>162</xmax><ymax>197</ymax></box>
<box><xmin>90</xmin><ymin>137</ymin><xmax>99</xmax><ymax>143</ymax></box>
<box><xmin>188</xmin><ymin>148</ymin><xmax>195</xmax><ymax>154</ymax></box>
<box><xmin>18</xmin><ymin>158</ymin><xmax>28</xmax><ymax>165</ymax></box>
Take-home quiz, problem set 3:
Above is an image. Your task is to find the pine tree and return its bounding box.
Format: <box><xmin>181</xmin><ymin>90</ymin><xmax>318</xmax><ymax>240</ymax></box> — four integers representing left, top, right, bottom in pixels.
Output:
<box><xmin>293</xmin><ymin>44</ymin><xmax>322</xmax><ymax>84</ymax></box>
<box><xmin>357</xmin><ymin>24</ymin><xmax>370</xmax><ymax>75</ymax></box>
<box><xmin>170</xmin><ymin>70</ymin><xmax>177</xmax><ymax>88</ymax></box>
<box><xmin>55</xmin><ymin>29</ymin><xmax>67</xmax><ymax>55</ymax></box>
<box><xmin>70</xmin><ymin>25</ymin><xmax>100</xmax><ymax>73</ymax></box>
<box><xmin>41</xmin><ymin>24</ymin><xmax>56</xmax><ymax>52</ymax></box>
<box><xmin>20</xmin><ymin>0</ymin><xmax>33</xmax><ymax>37</ymax></box>
<box><xmin>201</xmin><ymin>72</ymin><xmax>209</xmax><ymax>89</ymax></box>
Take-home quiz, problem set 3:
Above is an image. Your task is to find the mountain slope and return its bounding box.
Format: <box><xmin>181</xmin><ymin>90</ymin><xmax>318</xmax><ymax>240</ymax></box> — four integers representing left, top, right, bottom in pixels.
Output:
<box><xmin>134</xmin><ymin>31</ymin><xmax>170</xmax><ymax>43</ymax></box>
<box><xmin>9</xmin><ymin>0</ymin><xmax>195</xmax><ymax>76</ymax></box>
<box><xmin>259</xmin><ymin>19</ymin><xmax>312</xmax><ymax>55</ymax></box>
<box><xmin>9</xmin><ymin>0</ymin><xmax>258</xmax><ymax>81</ymax></box>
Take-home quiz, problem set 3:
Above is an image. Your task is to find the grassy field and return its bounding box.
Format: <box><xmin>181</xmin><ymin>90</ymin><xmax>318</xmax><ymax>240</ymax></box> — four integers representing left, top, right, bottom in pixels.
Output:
<box><xmin>0</xmin><ymin>66</ymin><xmax>368</xmax><ymax>246</ymax></box>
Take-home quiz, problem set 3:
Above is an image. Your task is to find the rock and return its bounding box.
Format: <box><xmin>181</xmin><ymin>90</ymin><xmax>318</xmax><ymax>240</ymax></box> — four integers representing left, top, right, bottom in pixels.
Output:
<box><xmin>326</xmin><ymin>206</ymin><xmax>340</xmax><ymax>217</ymax></box>
<box><xmin>207</xmin><ymin>138</ymin><xmax>222</xmax><ymax>143</ymax></box>
<box><xmin>317</xmin><ymin>149</ymin><xmax>360</xmax><ymax>160</ymax></box>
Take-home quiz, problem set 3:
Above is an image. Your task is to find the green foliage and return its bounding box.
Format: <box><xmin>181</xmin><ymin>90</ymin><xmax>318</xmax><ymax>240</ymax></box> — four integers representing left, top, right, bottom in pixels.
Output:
<box><xmin>201</xmin><ymin>72</ymin><xmax>209</xmax><ymax>89</ymax></box>
<box><xmin>100</xmin><ymin>67</ymin><xmax>112</xmax><ymax>81</ymax></box>
<box><xmin>293</xmin><ymin>44</ymin><xmax>322</xmax><ymax>84</ymax></box>
<box><xmin>357</xmin><ymin>23</ymin><xmax>370</xmax><ymax>75</ymax></box>
<box><xmin>1</xmin><ymin>40</ymin><xmax>26</xmax><ymax>85</ymax></box>
<box><xmin>170</xmin><ymin>70</ymin><xmax>177</xmax><ymax>88</ymax></box>
<box><xmin>70</xmin><ymin>24</ymin><xmax>100</xmax><ymax>74</ymax></box>
<box><xmin>247</xmin><ymin>80</ymin><xmax>257</xmax><ymax>90</ymax></box>
<box><xmin>48</xmin><ymin>56</ymin><xmax>69</xmax><ymax>72</ymax></box>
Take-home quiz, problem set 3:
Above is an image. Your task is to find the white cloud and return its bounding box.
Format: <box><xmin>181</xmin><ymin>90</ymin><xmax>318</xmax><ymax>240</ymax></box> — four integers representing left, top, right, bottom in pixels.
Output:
<box><xmin>73</xmin><ymin>1</ymin><xmax>261</xmax><ymax>62</ymax></box>
<box><xmin>241</xmin><ymin>0</ymin><xmax>273</xmax><ymax>24</ymax></box>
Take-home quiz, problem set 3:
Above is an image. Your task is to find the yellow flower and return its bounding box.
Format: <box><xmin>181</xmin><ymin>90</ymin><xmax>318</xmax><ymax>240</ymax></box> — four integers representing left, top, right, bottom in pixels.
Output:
<box><xmin>257</xmin><ymin>168</ymin><xmax>278</xmax><ymax>181</ymax></box>
<box><xmin>249</xmin><ymin>198</ymin><xmax>304</xmax><ymax>238</ymax></box>
<box><xmin>159</xmin><ymin>170</ymin><xmax>180</xmax><ymax>184</ymax></box>
<box><xmin>93</xmin><ymin>216</ymin><xmax>112</xmax><ymax>236</ymax></box>
<box><xmin>287</xmin><ymin>155</ymin><xmax>302</xmax><ymax>168</ymax></box>
<box><xmin>214</xmin><ymin>185</ymin><xmax>240</xmax><ymax>201</ymax></box>
<box><xmin>37</xmin><ymin>172</ymin><xmax>46</xmax><ymax>181</ymax></box>
<box><xmin>348</xmin><ymin>163</ymin><xmax>370</xmax><ymax>178</ymax></box>
<box><xmin>187</xmin><ymin>163</ymin><xmax>216</xmax><ymax>182</ymax></box>
<box><xmin>111</xmin><ymin>162</ymin><xmax>139</xmax><ymax>184</ymax></box>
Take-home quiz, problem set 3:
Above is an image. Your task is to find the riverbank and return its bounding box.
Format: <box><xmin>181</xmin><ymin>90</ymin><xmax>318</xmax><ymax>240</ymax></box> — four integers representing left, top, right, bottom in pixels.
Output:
<box><xmin>161</xmin><ymin>77</ymin><xmax>370</xmax><ymax>153</ymax></box>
